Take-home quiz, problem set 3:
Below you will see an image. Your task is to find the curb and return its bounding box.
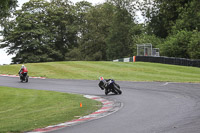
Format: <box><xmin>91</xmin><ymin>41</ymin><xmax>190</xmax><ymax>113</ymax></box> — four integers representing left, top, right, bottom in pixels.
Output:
<box><xmin>27</xmin><ymin>95</ymin><xmax>122</xmax><ymax>133</ymax></box>
<box><xmin>0</xmin><ymin>74</ymin><xmax>46</xmax><ymax>79</ymax></box>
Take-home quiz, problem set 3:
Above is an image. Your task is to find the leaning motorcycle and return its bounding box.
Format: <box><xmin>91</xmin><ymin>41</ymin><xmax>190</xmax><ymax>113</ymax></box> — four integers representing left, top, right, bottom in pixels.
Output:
<box><xmin>19</xmin><ymin>73</ymin><xmax>29</xmax><ymax>82</ymax></box>
<box><xmin>98</xmin><ymin>77</ymin><xmax>122</xmax><ymax>95</ymax></box>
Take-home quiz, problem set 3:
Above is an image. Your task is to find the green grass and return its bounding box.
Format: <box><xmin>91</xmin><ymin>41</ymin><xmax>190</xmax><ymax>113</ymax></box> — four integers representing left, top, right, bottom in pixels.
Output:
<box><xmin>0</xmin><ymin>61</ymin><xmax>199</xmax><ymax>82</ymax></box>
<box><xmin>0</xmin><ymin>86</ymin><xmax>101</xmax><ymax>133</ymax></box>
<box><xmin>0</xmin><ymin>61</ymin><xmax>199</xmax><ymax>132</ymax></box>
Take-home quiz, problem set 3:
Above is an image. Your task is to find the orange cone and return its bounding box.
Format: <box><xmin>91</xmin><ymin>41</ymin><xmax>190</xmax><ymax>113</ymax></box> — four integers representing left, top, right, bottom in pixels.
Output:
<box><xmin>80</xmin><ymin>102</ymin><xmax>82</xmax><ymax>107</ymax></box>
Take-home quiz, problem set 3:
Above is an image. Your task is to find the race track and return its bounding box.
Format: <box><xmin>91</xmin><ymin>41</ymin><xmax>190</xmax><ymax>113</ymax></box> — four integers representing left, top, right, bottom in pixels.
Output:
<box><xmin>0</xmin><ymin>76</ymin><xmax>200</xmax><ymax>133</ymax></box>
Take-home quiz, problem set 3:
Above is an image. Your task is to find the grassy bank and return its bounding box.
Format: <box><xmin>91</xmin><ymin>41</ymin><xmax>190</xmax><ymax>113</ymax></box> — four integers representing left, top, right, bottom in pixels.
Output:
<box><xmin>0</xmin><ymin>86</ymin><xmax>101</xmax><ymax>133</ymax></box>
<box><xmin>0</xmin><ymin>61</ymin><xmax>199</xmax><ymax>83</ymax></box>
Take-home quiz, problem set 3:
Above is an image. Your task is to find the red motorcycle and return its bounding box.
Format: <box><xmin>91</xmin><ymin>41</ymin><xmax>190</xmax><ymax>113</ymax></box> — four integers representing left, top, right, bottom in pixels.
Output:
<box><xmin>19</xmin><ymin>72</ymin><xmax>29</xmax><ymax>82</ymax></box>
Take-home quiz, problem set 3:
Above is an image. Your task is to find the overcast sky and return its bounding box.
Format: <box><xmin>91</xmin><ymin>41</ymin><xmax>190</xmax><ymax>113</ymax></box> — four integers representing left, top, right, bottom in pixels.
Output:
<box><xmin>0</xmin><ymin>0</ymin><xmax>106</xmax><ymax>65</ymax></box>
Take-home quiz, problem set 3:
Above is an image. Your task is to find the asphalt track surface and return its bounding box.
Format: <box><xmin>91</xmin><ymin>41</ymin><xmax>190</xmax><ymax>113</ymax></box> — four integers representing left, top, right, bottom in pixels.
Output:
<box><xmin>1</xmin><ymin>76</ymin><xmax>200</xmax><ymax>133</ymax></box>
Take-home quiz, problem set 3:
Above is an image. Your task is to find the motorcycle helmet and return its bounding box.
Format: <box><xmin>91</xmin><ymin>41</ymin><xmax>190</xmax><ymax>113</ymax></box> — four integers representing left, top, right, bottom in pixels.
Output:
<box><xmin>21</xmin><ymin>65</ymin><xmax>25</xmax><ymax>69</ymax></box>
<box><xmin>99</xmin><ymin>77</ymin><xmax>104</xmax><ymax>80</ymax></box>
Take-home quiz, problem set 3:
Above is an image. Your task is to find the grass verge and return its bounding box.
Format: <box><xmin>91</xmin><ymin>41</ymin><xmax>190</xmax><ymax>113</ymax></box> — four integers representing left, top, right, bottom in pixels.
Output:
<box><xmin>0</xmin><ymin>61</ymin><xmax>199</xmax><ymax>83</ymax></box>
<box><xmin>0</xmin><ymin>86</ymin><xmax>101</xmax><ymax>133</ymax></box>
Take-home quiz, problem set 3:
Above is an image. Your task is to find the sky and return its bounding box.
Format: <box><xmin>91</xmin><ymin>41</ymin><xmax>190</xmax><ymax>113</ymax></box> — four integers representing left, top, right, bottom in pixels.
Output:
<box><xmin>0</xmin><ymin>0</ymin><xmax>106</xmax><ymax>65</ymax></box>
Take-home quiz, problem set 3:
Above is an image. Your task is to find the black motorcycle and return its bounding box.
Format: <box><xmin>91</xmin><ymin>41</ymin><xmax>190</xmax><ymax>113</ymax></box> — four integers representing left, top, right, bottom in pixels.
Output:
<box><xmin>19</xmin><ymin>73</ymin><xmax>29</xmax><ymax>83</ymax></box>
<box><xmin>98</xmin><ymin>77</ymin><xmax>122</xmax><ymax>95</ymax></box>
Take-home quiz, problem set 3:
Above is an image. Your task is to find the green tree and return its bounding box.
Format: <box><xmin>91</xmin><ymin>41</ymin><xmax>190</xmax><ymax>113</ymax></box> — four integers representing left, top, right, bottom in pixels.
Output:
<box><xmin>140</xmin><ymin>0</ymin><xmax>200</xmax><ymax>59</ymax></box>
<box><xmin>65</xmin><ymin>1</ymin><xmax>93</xmax><ymax>61</ymax></box>
<box><xmin>160</xmin><ymin>30</ymin><xmax>200</xmax><ymax>59</ymax></box>
<box><xmin>188</xmin><ymin>30</ymin><xmax>200</xmax><ymax>59</ymax></box>
<box><xmin>76</xmin><ymin>3</ymin><xmax>115</xmax><ymax>61</ymax></box>
<box><xmin>106</xmin><ymin>0</ymin><xmax>137</xmax><ymax>60</ymax></box>
<box><xmin>0</xmin><ymin>0</ymin><xmax>17</xmax><ymax>25</ymax></box>
<box><xmin>47</xmin><ymin>0</ymin><xmax>78</xmax><ymax>61</ymax></box>
<box><xmin>141</xmin><ymin>0</ymin><xmax>195</xmax><ymax>38</ymax></box>
<box><xmin>172</xmin><ymin>0</ymin><xmax>200</xmax><ymax>33</ymax></box>
<box><xmin>1</xmin><ymin>0</ymin><xmax>77</xmax><ymax>63</ymax></box>
<box><xmin>1</xmin><ymin>0</ymin><xmax>52</xmax><ymax>63</ymax></box>
<box><xmin>74</xmin><ymin>0</ymin><xmax>142</xmax><ymax>61</ymax></box>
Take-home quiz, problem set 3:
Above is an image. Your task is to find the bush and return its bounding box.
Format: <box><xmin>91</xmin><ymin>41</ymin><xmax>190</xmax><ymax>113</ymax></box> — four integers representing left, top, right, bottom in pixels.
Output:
<box><xmin>160</xmin><ymin>30</ymin><xmax>200</xmax><ymax>59</ymax></box>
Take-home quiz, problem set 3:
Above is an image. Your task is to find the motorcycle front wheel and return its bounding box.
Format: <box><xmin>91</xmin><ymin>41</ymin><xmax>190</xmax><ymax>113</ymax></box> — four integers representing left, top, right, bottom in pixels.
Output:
<box><xmin>25</xmin><ymin>76</ymin><xmax>29</xmax><ymax>82</ymax></box>
<box><xmin>114</xmin><ymin>84</ymin><xmax>122</xmax><ymax>95</ymax></box>
<box><xmin>25</xmin><ymin>78</ymin><xmax>28</xmax><ymax>82</ymax></box>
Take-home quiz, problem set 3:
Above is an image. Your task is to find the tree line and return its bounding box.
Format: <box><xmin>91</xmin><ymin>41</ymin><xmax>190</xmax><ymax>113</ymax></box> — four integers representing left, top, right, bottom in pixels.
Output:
<box><xmin>0</xmin><ymin>0</ymin><xmax>199</xmax><ymax>64</ymax></box>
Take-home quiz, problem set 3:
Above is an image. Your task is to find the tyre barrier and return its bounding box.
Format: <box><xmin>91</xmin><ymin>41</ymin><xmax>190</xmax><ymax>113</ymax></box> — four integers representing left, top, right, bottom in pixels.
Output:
<box><xmin>113</xmin><ymin>56</ymin><xmax>200</xmax><ymax>67</ymax></box>
<box><xmin>136</xmin><ymin>56</ymin><xmax>200</xmax><ymax>67</ymax></box>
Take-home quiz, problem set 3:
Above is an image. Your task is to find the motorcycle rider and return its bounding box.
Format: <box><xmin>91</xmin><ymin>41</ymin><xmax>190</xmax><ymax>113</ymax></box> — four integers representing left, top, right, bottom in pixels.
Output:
<box><xmin>99</xmin><ymin>76</ymin><xmax>122</xmax><ymax>95</ymax></box>
<box><xmin>99</xmin><ymin>77</ymin><xmax>113</xmax><ymax>95</ymax></box>
<box><xmin>18</xmin><ymin>65</ymin><xmax>28</xmax><ymax>79</ymax></box>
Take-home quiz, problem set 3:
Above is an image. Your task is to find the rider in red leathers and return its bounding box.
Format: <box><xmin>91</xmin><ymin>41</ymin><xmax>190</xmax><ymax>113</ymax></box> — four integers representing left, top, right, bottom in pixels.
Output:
<box><xmin>18</xmin><ymin>65</ymin><xmax>28</xmax><ymax>80</ymax></box>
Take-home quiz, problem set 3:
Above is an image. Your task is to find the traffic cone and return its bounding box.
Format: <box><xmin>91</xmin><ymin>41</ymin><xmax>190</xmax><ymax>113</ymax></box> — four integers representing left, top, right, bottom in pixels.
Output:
<box><xmin>80</xmin><ymin>102</ymin><xmax>82</xmax><ymax>107</ymax></box>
